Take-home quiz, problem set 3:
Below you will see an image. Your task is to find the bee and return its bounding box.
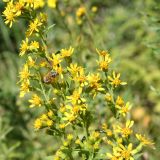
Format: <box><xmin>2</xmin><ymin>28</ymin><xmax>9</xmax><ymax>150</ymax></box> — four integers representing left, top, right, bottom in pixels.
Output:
<box><xmin>43</xmin><ymin>71</ymin><xmax>59</xmax><ymax>84</ymax></box>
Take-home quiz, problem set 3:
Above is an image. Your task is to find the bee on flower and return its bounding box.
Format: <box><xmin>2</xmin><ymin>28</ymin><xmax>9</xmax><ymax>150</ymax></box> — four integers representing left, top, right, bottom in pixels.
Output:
<box><xmin>43</xmin><ymin>70</ymin><xmax>59</xmax><ymax>84</ymax></box>
<box><xmin>2</xmin><ymin>0</ymin><xmax>155</xmax><ymax>158</ymax></box>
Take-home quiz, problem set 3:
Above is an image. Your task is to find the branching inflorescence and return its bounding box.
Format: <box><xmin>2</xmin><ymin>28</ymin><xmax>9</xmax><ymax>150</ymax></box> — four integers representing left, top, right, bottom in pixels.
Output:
<box><xmin>2</xmin><ymin>0</ymin><xmax>154</xmax><ymax>160</ymax></box>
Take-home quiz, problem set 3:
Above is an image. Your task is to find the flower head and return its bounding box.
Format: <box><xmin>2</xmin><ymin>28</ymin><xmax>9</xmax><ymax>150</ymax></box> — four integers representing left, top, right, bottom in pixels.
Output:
<box><xmin>19</xmin><ymin>64</ymin><xmax>30</xmax><ymax>81</ymax></box>
<box><xmin>136</xmin><ymin>134</ymin><xmax>154</xmax><ymax>147</ymax></box>
<box><xmin>108</xmin><ymin>71</ymin><xmax>127</xmax><ymax>87</ymax></box>
<box><xmin>29</xmin><ymin>94</ymin><xmax>42</xmax><ymax>108</ymax></box>
<box><xmin>48</xmin><ymin>0</ymin><xmax>57</xmax><ymax>8</ymax></box>
<box><xmin>61</xmin><ymin>46</ymin><xmax>74</xmax><ymax>58</ymax></box>
<box><xmin>115</xmin><ymin>120</ymin><xmax>134</xmax><ymax>137</ymax></box>
<box><xmin>26</xmin><ymin>18</ymin><xmax>42</xmax><ymax>36</ymax></box>
<box><xmin>34</xmin><ymin>118</ymin><xmax>42</xmax><ymax>130</ymax></box>
<box><xmin>3</xmin><ymin>2</ymin><xmax>18</xmax><ymax>27</ymax></box>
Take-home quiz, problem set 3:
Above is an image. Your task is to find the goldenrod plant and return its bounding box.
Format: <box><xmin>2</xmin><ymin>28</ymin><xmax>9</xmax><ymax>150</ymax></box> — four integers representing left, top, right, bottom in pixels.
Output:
<box><xmin>2</xmin><ymin>1</ymin><xmax>155</xmax><ymax>159</ymax></box>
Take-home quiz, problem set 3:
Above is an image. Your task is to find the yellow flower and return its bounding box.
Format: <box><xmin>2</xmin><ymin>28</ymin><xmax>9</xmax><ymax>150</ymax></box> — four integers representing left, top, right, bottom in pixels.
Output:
<box><xmin>14</xmin><ymin>1</ymin><xmax>24</xmax><ymax>16</ymax></box>
<box><xmin>25</xmin><ymin>0</ymin><xmax>34</xmax><ymax>8</ymax></box>
<box><xmin>19</xmin><ymin>80</ymin><xmax>30</xmax><ymax>97</ymax></box>
<box><xmin>48</xmin><ymin>110</ymin><xmax>54</xmax><ymax>117</ymax></box>
<box><xmin>39</xmin><ymin>60</ymin><xmax>48</xmax><ymax>67</ymax></box>
<box><xmin>117</xmin><ymin>143</ymin><xmax>136</xmax><ymax>160</ymax></box>
<box><xmin>34</xmin><ymin>118</ymin><xmax>42</xmax><ymax>130</ymax></box>
<box><xmin>87</xmin><ymin>73</ymin><xmax>104</xmax><ymax>92</ymax></box>
<box><xmin>59</xmin><ymin>123</ymin><xmax>65</xmax><ymax>129</ymax></box>
<box><xmin>96</xmin><ymin>48</ymin><xmax>109</xmax><ymax>57</ymax></box>
<box><xmin>76</xmin><ymin>6</ymin><xmax>86</xmax><ymax>17</ymax></box>
<box><xmin>67</xmin><ymin>134</ymin><xmax>73</xmax><ymax>141</ymax></box>
<box><xmin>91</xmin><ymin>6</ymin><xmax>98</xmax><ymax>13</ymax></box>
<box><xmin>34</xmin><ymin>0</ymin><xmax>45</xmax><ymax>9</ymax></box>
<box><xmin>119</xmin><ymin>102</ymin><xmax>131</xmax><ymax>116</ymax></box>
<box><xmin>48</xmin><ymin>0</ymin><xmax>57</xmax><ymax>8</ymax></box>
<box><xmin>46</xmin><ymin>119</ymin><xmax>53</xmax><ymax>127</ymax></box>
<box><xmin>3</xmin><ymin>2</ymin><xmax>16</xmax><ymax>28</ymax></box>
<box><xmin>72</xmin><ymin>67</ymin><xmax>87</xmax><ymax>87</ymax></box>
<box><xmin>50</xmin><ymin>54</ymin><xmax>62</xmax><ymax>67</ymax></box>
<box><xmin>59</xmin><ymin>104</ymin><xmax>66</xmax><ymax>113</ymax></box>
<box><xmin>54</xmin><ymin>65</ymin><xmax>63</xmax><ymax>79</ymax></box>
<box><xmin>90</xmin><ymin>131</ymin><xmax>100</xmax><ymax>140</ymax></box>
<box><xmin>98</xmin><ymin>61</ymin><xmax>108</xmax><ymax>71</ymax></box>
<box><xmin>27</xmin><ymin>56</ymin><xmax>35</xmax><ymax>67</ymax></box>
<box><xmin>40</xmin><ymin>114</ymin><xmax>48</xmax><ymax>120</ymax></box>
<box><xmin>29</xmin><ymin>41</ymin><xmax>39</xmax><ymax>51</ymax></box>
<box><xmin>97</xmin><ymin>49</ymin><xmax>111</xmax><ymax>71</ymax></box>
<box><xmin>19</xmin><ymin>64</ymin><xmax>30</xmax><ymax>81</ymax></box>
<box><xmin>106</xmin><ymin>148</ymin><xmax>120</xmax><ymax>160</ymax></box>
<box><xmin>29</xmin><ymin>94</ymin><xmax>42</xmax><ymax>108</ymax></box>
<box><xmin>105</xmin><ymin>93</ymin><xmax>112</xmax><ymax>102</ymax></box>
<box><xmin>67</xmin><ymin>63</ymin><xmax>80</xmax><ymax>76</ymax></box>
<box><xmin>116</xmin><ymin>120</ymin><xmax>134</xmax><ymax>137</ymax></box>
<box><xmin>63</xmin><ymin>111</ymin><xmax>77</xmax><ymax>123</ymax></box>
<box><xmin>66</xmin><ymin>88</ymin><xmax>85</xmax><ymax>105</ymax></box>
<box><xmin>61</xmin><ymin>46</ymin><xmax>74</xmax><ymax>58</ymax></box>
<box><xmin>106</xmin><ymin>129</ymin><xmax>113</xmax><ymax>137</ymax></box>
<box><xmin>102</xmin><ymin>123</ymin><xmax>112</xmax><ymax>137</ymax></box>
<box><xmin>108</xmin><ymin>71</ymin><xmax>127</xmax><ymax>87</ymax></box>
<box><xmin>93</xmin><ymin>142</ymin><xmax>100</xmax><ymax>150</ymax></box>
<box><xmin>116</xmin><ymin>96</ymin><xmax>124</xmax><ymax>107</ymax></box>
<box><xmin>136</xmin><ymin>134</ymin><xmax>154</xmax><ymax>146</ymax></box>
<box><xmin>39</xmin><ymin>13</ymin><xmax>48</xmax><ymax>23</ymax></box>
<box><xmin>75</xmin><ymin>138</ymin><xmax>81</xmax><ymax>145</ymax></box>
<box><xmin>20</xmin><ymin>38</ymin><xmax>29</xmax><ymax>56</ymax></box>
<box><xmin>76</xmin><ymin>6</ymin><xmax>86</xmax><ymax>25</ymax></box>
<box><xmin>26</xmin><ymin>18</ymin><xmax>42</xmax><ymax>36</ymax></box>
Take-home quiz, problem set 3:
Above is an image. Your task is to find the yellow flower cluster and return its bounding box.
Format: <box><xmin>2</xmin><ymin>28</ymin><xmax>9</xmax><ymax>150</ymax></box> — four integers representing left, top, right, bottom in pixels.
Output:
<box><xmin>2</xmin><ymin>1</ymin><xmax>154</xmax><ymax>159</ymax></box>
<box><xmin>34</xmin><ymin>110</ymin><xmax>54</xmax><ymax>130</ymax></box>
<box><xmin>2</xmin><ymin>0</ymin><xmax>57</xmax><ymax>28</ymax></box>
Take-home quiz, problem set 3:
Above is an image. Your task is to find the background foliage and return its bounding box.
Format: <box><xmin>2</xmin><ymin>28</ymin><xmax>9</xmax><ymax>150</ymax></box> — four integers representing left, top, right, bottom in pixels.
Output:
<box><xmin>0</xmin><ymin>0</ymin><xmax>159</xmax><ymax>159</ymax></box>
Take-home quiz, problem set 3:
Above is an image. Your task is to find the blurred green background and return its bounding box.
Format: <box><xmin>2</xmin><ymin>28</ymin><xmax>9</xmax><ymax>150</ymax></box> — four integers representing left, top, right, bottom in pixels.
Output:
<box><xmin>0</xmin><ymin>0</ymin><xmax>160</xmax><ymax>159</ymax></box>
